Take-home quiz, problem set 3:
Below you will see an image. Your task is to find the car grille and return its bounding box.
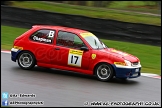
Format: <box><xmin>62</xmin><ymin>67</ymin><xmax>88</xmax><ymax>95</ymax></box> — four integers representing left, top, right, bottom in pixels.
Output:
<box><xmin>132</xmin><ymin>62</ymin><xmax>139</xmax><ymax>66</ymax></box>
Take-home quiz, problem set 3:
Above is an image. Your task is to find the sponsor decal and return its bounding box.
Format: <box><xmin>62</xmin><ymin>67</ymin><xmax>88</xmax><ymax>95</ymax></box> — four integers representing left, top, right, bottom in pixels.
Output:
<box><xmin>33</xmin><ymin>36</ymin><xmax>52</xmax><ymax>43</ymax></box>
<box><xmin>91</xmin><ymin>54</ymin><xmax>96</xmax><ymax>59</ymax></box>
<box><xmin>80</xmin><ymin>32</ymin><xmax>95</xmax><ymax>37</ymax></box>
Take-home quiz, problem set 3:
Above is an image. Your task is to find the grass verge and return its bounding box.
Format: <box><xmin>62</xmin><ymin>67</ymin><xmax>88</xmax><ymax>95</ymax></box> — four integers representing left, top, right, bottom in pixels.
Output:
<box><xmin>10</xmin><ymin>1</ymin><xmax>161</xmax><ymax>26</ymax></box>
<box><xmin>1</xmin><ymin>25</ymin><xmax>161</xmax><ymax>75</ymax></box>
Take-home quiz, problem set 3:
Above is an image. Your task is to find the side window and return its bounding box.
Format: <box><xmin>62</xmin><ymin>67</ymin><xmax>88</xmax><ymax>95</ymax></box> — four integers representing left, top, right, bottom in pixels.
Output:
<box><xmin>56</xmin><ymin>31</ymin><xmax>85</xmax><ymax>49</ymax></box>
<box><xmin>73</xmin><ymin>36</ymin><xmax>85</xmax><ymax>48</ymax></box>
<box><xmin>29</xmin><ymin>29</ymin><xmax>55</xmax><ymax>44</ymax></box>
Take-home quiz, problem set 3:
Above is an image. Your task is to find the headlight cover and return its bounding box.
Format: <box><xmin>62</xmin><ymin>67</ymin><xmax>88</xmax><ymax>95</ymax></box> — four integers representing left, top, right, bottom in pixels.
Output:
<box><xmin>124</xmin><ymin>60</ymin><xmax>132</xmax><ymax>66</ymax></box>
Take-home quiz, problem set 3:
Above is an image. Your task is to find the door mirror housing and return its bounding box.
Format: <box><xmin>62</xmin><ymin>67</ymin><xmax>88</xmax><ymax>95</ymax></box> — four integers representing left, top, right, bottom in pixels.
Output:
<box><xmin>80</xmin><ymin>46</ymin><xmax>89</xmax><ymax>51</ymax></box>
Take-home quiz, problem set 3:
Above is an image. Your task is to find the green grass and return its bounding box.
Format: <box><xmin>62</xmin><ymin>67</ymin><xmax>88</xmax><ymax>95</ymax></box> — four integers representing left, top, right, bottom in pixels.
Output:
<box><xmin>108</xmin><ymin>1</ymin><xmax>159</xmax><ymax>11</ymax></box>
<box><xmin>1</xmin><ymin>25</ymin><xmax>161</xmax><ymax>75</ymax></box>
<box><xmin>1</xmin><ymin>26</ymin><xmax>28</xmax><ymax>50</ymax></box>
<box><xmin>10</xmin><ymin>1</ymin><xmax>161</xmax><ymax>26</ymax></box>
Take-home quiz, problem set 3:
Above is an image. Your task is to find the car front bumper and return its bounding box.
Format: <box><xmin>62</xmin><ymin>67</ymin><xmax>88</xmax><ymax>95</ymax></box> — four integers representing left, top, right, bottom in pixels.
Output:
<box><xmin>112</xmin><ymin>64</ymin><xmax>141</xmax><ymax>79</ymax></box>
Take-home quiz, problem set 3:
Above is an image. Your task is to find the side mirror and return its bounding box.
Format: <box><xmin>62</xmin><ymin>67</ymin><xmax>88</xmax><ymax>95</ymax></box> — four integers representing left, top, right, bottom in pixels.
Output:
<box><xmin>80</xmin><ymin>46</ymin><xmax>89</xmax><ymax>51</ymax></box>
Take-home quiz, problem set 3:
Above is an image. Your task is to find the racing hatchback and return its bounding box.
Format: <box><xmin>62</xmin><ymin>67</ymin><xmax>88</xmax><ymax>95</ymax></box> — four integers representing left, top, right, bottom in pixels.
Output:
<box><xmin>11</xmin><ymin>25</ymin><xmax>141</xmax><ymax>81</ymax></box>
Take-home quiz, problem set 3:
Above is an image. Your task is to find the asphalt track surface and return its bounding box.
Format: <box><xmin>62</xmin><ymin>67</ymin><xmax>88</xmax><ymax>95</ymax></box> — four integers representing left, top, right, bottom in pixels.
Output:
<box><xmin>1</xmin><ymin>52</ymin><xmax>161</xmax><ymax>107</ymax></box>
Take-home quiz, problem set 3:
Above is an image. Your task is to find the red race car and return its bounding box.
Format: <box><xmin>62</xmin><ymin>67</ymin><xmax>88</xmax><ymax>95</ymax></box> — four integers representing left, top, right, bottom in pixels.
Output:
<box><xmin>11</xmin><ymin>25</ymin><xmax>141</xmax><ymax>81</ymax></box>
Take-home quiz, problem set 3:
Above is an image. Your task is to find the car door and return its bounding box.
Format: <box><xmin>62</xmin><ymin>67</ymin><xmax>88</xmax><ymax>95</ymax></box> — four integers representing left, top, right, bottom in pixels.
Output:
<box><xmin>51</xmin><ymin>30</ymin><xmax>91</xmax><ymax>70</ymax></box>
<box><xmin>28</xmin><ymin>29</ymin><xmax>55</xmax><ymax>64</ymax></box>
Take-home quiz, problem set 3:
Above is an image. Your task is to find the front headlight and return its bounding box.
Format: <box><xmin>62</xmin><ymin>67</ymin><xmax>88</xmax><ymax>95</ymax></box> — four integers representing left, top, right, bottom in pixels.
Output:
<box><xmin>124</xmin><ymin>60</ymin><xmax>132</xmax><ymax>66</ymax></box>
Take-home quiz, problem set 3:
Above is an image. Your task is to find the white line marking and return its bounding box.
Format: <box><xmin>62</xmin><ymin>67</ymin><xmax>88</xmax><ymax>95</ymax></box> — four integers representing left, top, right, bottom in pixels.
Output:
<box><xmin>141</xmin><ymin>73</ymin><xmax>161</xmax><ymax>79</ymax></box>
<box><xmin>1</xmin><ymin>50</ymin><xmax>11</xmax><ymax>54</ymax></box>
<box><xmin>1</xmin><ymin>50</ymin><xmax>161</xmax><ymax>79</ymax></box>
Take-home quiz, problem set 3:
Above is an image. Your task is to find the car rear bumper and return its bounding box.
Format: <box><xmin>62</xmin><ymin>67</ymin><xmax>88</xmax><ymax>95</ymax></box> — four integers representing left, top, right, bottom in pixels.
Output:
<box><xmin>112</xmin><ymin>64</ymin><xmax>141</xmax><ymax>79</ymax></box>
<box><xmin>11</xmin><ymin>48</ymin><xmax>21</xmax><ymax>62</ymax></box>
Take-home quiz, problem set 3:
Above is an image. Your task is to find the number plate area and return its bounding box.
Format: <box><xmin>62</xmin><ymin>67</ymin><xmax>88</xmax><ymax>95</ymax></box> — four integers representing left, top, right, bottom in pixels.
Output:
<box><xmin>132</xmin><ymin>72</ymin><xmax>139</xmax><ymax>77</ymax></box>
<box><xmin>135</xmin><ymin>68</ymin><xmax>139</xmax><ymax>72</ymax></box>
<box><xmin>132</xmin><ymin>68</ymin><xmax>140</xmax><ymax>77</ymax></box>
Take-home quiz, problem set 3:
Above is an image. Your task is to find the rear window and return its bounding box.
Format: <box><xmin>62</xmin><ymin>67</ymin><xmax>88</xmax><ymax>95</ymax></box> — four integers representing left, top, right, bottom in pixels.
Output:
<box><xmin>29</xmin><ymin>29</ymin><xmax>55</xmax><ymax>44</ymax></box>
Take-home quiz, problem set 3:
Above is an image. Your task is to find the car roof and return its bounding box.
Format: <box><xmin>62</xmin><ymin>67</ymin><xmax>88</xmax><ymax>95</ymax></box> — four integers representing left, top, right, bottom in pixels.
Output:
<box><xmin>32</xmin><ymin>25</ymin><xmax>89</xmax><ymax>34</ymax></box>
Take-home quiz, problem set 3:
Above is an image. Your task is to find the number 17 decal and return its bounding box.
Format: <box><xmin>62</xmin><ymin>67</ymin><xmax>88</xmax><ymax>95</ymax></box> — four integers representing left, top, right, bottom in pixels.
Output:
<box><xmin>68</xmin><ymin>49</ymin><xmax>83</xmax><ymax>67</ymax></box>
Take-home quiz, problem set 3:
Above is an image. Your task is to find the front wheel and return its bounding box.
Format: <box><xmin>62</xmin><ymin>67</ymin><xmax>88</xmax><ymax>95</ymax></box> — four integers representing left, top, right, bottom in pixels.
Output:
<box><xmin>17</xmin><ymin>51</ymin><xmax>36</xmax><ymax>70</ymax></box>
<box><xmin>95</xmin><ymin>63</ymin><xmax>114</xmax><ymax>82</ymax></box>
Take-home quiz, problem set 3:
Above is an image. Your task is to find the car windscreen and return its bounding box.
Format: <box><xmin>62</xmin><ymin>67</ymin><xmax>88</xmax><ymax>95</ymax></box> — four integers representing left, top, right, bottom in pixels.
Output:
<box><xmin>83</xmin><ymin>35</ymin><xmax>107</xmax><ymax>49</ymax></box>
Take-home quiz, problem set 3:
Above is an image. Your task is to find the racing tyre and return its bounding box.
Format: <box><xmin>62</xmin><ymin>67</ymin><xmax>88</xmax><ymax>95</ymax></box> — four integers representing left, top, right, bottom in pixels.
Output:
<box><xmin>95</xmin><ymin>63</ymin><xmax>114</xmax><ymax>82</ymax></box>
<box><xmin>17</xmin><ymin>51</ymin><xmax>36</xmax><ymax>70</ymax></box>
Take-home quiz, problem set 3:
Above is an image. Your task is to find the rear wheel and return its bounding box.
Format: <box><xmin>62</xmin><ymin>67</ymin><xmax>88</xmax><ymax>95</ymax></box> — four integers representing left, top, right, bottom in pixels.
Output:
<box><xmin>17</xmin><ymin>51</ymin><xmax>36</xmax><ymax>70</ymax></box>
<box><xmin>95</xmin><ymin>63</ymin><xmax>114</xmax><ymax>82</ymax></box>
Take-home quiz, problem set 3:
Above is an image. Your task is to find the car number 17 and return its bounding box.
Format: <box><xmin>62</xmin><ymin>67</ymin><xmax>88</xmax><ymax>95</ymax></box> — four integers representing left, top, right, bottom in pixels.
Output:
<box><xmin>68</xmin><ymin>49</ymin><xmax>83</xmax><ymax>67</ymax></box>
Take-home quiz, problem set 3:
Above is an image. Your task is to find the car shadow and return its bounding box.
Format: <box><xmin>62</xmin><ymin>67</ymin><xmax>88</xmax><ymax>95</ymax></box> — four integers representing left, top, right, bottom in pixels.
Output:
<box><xmin>12</xmin><ymin>66</ymin><xmax>139</xmax><ymax>85</ymax></box>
